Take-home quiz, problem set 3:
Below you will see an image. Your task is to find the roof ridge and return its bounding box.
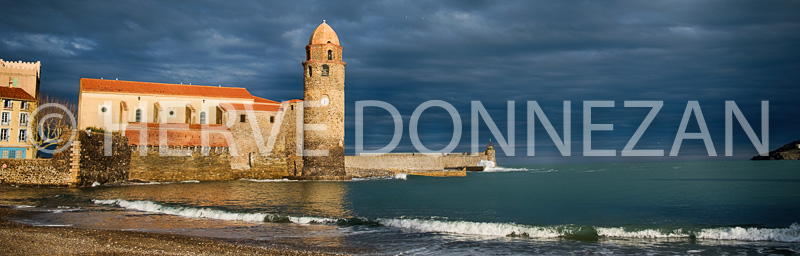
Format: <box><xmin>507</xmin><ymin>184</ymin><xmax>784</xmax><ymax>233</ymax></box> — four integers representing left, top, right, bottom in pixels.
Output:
<box><xmin>81</xmin><ymin>78</ymin><xmax>248</xmax><ymax>90</ymax></box>
<box><xmin>80</xmin><ymin>78</ymin><xmax>259</xmax><ymax>99</ymax></box>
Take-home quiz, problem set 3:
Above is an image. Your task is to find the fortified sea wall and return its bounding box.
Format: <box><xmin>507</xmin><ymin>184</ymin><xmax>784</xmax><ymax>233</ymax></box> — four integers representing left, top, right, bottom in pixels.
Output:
<box><xmin>0</xmin><ymin>132</ymin><xmax>130</xmax><ymax>187</ymax></box>
<box><xmin>345</xmin><ymin>150</ymin><xmax>496</xmax><ymax>177</ymax></box>
<box><xmin>127</xmin><ymin>101</ymin><xmax>303</xmax><ymax>182</ymax></box>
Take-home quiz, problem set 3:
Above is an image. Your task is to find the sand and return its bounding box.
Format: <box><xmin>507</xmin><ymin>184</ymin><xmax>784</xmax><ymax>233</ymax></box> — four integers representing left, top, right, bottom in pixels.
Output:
<box><xmin>0</xmin><ymin>207</ymin><xmax>345</xmax><ymax>255</ymax></box>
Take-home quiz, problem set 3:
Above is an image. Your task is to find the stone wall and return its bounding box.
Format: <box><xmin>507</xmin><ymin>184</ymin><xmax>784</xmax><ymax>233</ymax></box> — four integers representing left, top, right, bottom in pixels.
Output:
<box><xmin>74</xmin><ymin>132</ymin><xmax>131</xmax><ymax>186</ymax></box>
<box><xmin>127</xmin><ymin>101</ymin><xmax>304</xmax><ymax>182</ymax></box>
<box><xmin>129</xmin><ymin>146</ymin><xmax>234</xmax><ymax>182</ymax></box>
<box><xmin>250</xmin><ymin>101</ymin><xmax>303</xmax><ymax>178</ymax></box>
<box><xmin>0</xmin><ymin>131</ymin><xmax>130</xmax><ymax>187</ymax></box>
<box><xmin>0</xmin><ymin>158</ymin><xmax>69</xmax><ymax>186</ymax></box>
<box><xmin>345</xmin><ymin>150</ymin><xmax>495</xmax><ymax>177</ymax></box>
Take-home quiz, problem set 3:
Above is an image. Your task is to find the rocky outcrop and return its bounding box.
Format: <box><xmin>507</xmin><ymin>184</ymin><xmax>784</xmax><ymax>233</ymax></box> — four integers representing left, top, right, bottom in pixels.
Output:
<box><xmin>751</xmin><ymin>140</ymin><xmax>800</xmax><ymax>160</ymax></box>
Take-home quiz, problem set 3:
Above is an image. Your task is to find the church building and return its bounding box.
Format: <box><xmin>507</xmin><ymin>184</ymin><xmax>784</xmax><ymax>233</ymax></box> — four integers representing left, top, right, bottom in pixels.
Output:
<box><xmin>77</xmin><ymin>21</ymin><xmax>347</xmax><ymax>178</ymax></box>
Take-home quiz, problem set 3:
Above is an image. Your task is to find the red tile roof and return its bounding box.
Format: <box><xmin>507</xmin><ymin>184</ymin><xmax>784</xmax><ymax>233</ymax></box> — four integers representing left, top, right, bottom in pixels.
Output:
<box><xmin>0</xmin><ymin>87</ymin><xmax>36</xmax><ymax>101</ymax></box>
<box><xmin>220</xmin><ymin>103</ymin><xmax>280</xmax><ymax>112</ymax></box>
<box><xmin>253</xmin><ymin>96</ymin><xmax>280</xmax><ymax>104</ymax></box>
<box><xmin>81</xmin><ymin>78</ymin><xmax>256</xmax><ymax>99</ymax></box>
<box><xmin>288</xmin><ymin>99</ymin><xmax>303</xmax><ymax>103</ymax></box>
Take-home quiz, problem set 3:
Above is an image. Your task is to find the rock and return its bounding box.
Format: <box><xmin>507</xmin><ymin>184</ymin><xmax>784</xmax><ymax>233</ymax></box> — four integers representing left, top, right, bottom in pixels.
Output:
<box><xmin>751</xmin><ymin>140</ymin><xmax>800</xmax><ymax>160</ymax></box>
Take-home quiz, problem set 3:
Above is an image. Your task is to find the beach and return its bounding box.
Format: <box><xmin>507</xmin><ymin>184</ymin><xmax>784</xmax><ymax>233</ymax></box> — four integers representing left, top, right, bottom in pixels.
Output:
<box><xmin>0</xmin><ymin>207</ymin><xmax>341</xmax><ymax>256</ymax></box>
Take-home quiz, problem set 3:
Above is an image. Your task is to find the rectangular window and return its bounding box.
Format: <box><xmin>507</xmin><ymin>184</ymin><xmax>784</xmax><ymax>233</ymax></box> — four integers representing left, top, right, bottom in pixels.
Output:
<box><xmin>239</xmin><ymin>114</ymin><xmax>246</xmax><ymax>123</ymax></box>
<box><xmin>3</xmin><ymin>100</ymin><xmax>12</xmax><ymax>109</ymax></box>
<box><xmin>13</xmin><ymin>78</ymin><xmax>18</xmax><ymax>87</ymax></box>
<box><xmin>18</xmin><ymin>129</ymin><xmax>27</xmax><ymax>142</ymax></box>
<box><xmin>0</xmin><ymin>129</ymin><xmax>8</xmax><ymax>141</ymax></box>
<box><xmin>1</xmin><ymin>112</ymin><xmax>9</xmax><ymax>126</ymax></box>
<box><xmin>19</xmin><ymin>113</ymin><xmax>28</xmax><ymax>127</ymax></box>
<box><xmin>20</xmin><ymin>101</ymin><xmax>28</xmax><ymax>110</ymax></box>
<box><xmin>270</xmin><ymin>116</ymin><xmax>275</xmax><ymax>123</ymax></box>
<box><xmin>8</xmin><ymin>150</ymin><xmax>16</xmax><ymax>159</ymax></box>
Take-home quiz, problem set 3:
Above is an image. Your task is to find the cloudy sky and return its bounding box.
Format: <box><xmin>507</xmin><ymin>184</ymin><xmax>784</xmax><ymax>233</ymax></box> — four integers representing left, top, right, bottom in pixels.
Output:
<box><xmin>1</xmin><ymin>0</ymin><xmax>798</xmax><ymax>163</ymax></box>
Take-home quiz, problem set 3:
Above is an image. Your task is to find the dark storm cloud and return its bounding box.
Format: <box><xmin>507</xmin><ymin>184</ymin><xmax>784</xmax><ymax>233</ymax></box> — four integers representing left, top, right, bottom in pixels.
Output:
<box><xmin>1</xmin><ymin>0</ymin><xmax>798</xmax><ymax>162</ymax></box>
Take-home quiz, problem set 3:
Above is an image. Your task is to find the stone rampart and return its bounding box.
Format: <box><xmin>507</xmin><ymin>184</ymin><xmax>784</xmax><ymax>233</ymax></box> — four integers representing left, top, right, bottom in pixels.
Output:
<box><xmin>127</xmin><ymin>101</ymin><xmax>303</xmax><ymax>182</ymax></box>
<box><xmin>129</xmin><ymin>146</ymin><xmax>235</xmax><ymax>182</ymax></box>
<box><xmin>345</xmin><ymin>150</ymin><xmax>495</xmax><ymax>177</ymax></box>
<box><xmin>0</xmin><ymin>131</ymin><xmax>130</xmax><ymax>187</ymax></box>
<box><xmin>0</xmin><ymin>159</ymin><xmax>69</xmax><ymax>186</ymax></box>
<box><xmin>74</xmin><ymin>132</ymin><xmax>131</xmax><ymax>186</ymax></box>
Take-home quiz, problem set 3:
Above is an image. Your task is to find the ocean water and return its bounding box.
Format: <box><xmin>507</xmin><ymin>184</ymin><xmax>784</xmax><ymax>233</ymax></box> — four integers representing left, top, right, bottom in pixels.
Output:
<box><xmin>1</xmin><ymin>161</ymin><xmax>799</xmax><ymax>255</ymax></box>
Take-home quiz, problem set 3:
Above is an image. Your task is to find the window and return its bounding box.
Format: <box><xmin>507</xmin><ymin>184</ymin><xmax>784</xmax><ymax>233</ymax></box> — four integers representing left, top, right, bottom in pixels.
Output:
<box><xmin>321</xmin><ymin>65</ymin><xmax>329</xmax><ymax>76</ymax></box>
<box><xmin>135</xmin><ymin>109</ymin><xmax>142</xmax><ymax>122</ymax></box>
<box><xmin>306</xmin><ymin>48</ymin><xmax>310</xmax><ymax>60</ymax></box>
<box><xmin>8</xmin><ymin>150</ymin><xmax>16</xmax><ymax>159</ymax></box>
<box><xmin>18</xmin><ymin>129</ymin><xmax>27</xmax><ymax>142</ymax></box>
<box><xmin>239</xmin><ymin>114</ymin><xmax>246</xmax><ymax>123</ymax></box>
<box><xmin>169</xmin><ymin>110</ymin><xmax>175</xmax><ymax>116</ymax></box>
<box><xmin>101</xmin><ymin>106</ymin><xmax>107</xmax><ymax>113</ymax></box>
<box><xmin>309</xmin><ymin>66</ymin><xmax>312</xmax><ymax>77</ymax></box>
<box><xmin>327</xmin><ymin>50</ymin><xmax>332</xmax><ymax>60</ymax></box>
<box><xmin>200</xmin><ymin>112</ymin><xmax>206</xmax><ymax>124</ymax></box>
<box><xmin>20</xmin><ymin>101</ymin><xmax>28</xmax><ymax>110</ymax></box>
<box><xmin>270</xmin><ymin>116</ymin><xmax>275</xmax><ymax>123</ymax></box>
<box><xmin>12</xmin><ymin>78</ymin><xmax>18</xmax><ymax>87</ymax></box>
<box><xmin>3</xmin><ymin>100</ymin><xmax>12</xmax><ymax>109</ymax></box>
<box><xmin>1</xmin><ymin>112</ymin><xmax>9</xmax><ymax>126</ymax></box>
<box><xmin>19</xmin><ymin>113</ymin><xmax>28</xmax><ymax>127</ymax></box>
<box><xmin>290</xmin><ymin>105</ymin><xmax>294</xmax><ymax>110</ymax></box>
<box><xmin>0</xmin><ymin>129</ymin><xmax>8</xmax><ymax>141</ymax></box>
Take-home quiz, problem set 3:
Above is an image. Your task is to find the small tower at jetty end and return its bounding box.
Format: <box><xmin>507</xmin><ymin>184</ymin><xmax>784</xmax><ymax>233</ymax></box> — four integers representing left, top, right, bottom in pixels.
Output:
<box><xmin>301</xmin><ymin>20</ymin><xmax>347</xmax><ymax>178</ymax></box>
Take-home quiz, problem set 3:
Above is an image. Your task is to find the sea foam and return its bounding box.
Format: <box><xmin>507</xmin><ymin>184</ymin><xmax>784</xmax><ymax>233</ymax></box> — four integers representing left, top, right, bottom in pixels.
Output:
<box><xmin>93</xmin><ymin>199</ymin><xmax>800</xmax><ymax>242</ymax></box>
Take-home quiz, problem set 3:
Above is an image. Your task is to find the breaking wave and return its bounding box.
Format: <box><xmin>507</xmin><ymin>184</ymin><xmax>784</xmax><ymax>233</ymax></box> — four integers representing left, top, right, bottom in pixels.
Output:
<box><xmin>351</xmin><ymin>173</ymin><xmax>408</xmax><ymax>181</ymax></box>
<box><xmin>478</xmin><ymin>160</ymin><xmax>531</xmax><ymax>172</ymax></box>
<box><xmin>483</xmin><ymin>167</ymin><xmax>530</xmax><ymax>172</ymax></box>
<box><xmin>241</xmin><ymin>178</ymin><xmax>299</xmax><ymax>182</ymax></box>
<box><xmin>93</xmin><ymin>199</ymin><xmax>800</xmax><ymax>242</ymax></box>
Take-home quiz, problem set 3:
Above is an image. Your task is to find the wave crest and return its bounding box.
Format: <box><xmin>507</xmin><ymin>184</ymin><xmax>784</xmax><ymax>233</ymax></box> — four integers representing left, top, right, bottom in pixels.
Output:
<box><xmin>92</xmin><ymin>199</ymin><xmax>800</xmax><ymax>242</ymax></box>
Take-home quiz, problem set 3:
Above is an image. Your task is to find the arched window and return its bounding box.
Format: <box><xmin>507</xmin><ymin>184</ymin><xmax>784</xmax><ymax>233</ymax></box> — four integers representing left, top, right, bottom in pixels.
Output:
<box><xmin>135</xmin><ymin>109</ymin><xmax>142</xmax><ymax>122</ymax></box>
<box><xmin>308</xmin><ymin>66</ymin><xmax>313</xmax><ymax>77</ymax></box>
<box><xmin>321</xmin><ymin>65</ymin><xmax>329</xmax><ymax>76</ymax></box>
<box><xmin>199</xmin><ymin>112</ymin><xmax>206</xmax><ymax>124</ymax></box>
<box><xmin>306</xmin><ymin>48</ymin><xmax>310</xmax><ymax>60</ymax></box>
<box><xmin>327</xmin><ymin>50</ymin><xmax>332</xmax><ymax>60</ymax></box>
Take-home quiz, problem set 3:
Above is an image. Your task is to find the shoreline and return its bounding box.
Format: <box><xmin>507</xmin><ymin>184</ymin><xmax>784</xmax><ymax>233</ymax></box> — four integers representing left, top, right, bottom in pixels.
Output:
<box><xmin>0</xmin><ymin>207</ymin><xmax>346</xmax><ymax>255</ymax></box>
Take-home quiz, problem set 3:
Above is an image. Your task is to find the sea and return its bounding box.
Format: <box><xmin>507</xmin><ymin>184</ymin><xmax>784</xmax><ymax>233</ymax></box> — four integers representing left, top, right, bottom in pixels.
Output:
<box><xmin>1</xmin><ymin>161</ymin><xmax>799</xmax><ymax>255</ymax></box>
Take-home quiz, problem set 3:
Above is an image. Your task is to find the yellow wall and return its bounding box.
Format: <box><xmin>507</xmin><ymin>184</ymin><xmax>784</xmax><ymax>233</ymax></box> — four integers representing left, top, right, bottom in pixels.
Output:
<box><xmin>0</xmin><ymin>59</ymin><xmax>40</xmax><ymax>99</ymax></box>
<box><xmin>79</xmin><ymin>91</ymin><xmax>270</xmax><ymax>131</ymax></box>
<box><xmin>0</xmin><ymin>99</ymin><xmax>37</xmax><ymax>159</ymax></box>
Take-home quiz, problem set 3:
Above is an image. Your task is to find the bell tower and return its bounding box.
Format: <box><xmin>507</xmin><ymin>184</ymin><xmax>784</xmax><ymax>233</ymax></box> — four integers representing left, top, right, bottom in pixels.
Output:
<box><xmin>302</xmin><ymin>20</ymin><xmax>346</xmax><ymax>178</ymax></box>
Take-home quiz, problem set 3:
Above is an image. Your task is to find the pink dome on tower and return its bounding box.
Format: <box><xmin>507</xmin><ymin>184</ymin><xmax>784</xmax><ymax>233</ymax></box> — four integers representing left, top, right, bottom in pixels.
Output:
<box><xmin>308</xmin><ymin>20</ymin><xmax>340</xmax><ymax>45</ymax></box>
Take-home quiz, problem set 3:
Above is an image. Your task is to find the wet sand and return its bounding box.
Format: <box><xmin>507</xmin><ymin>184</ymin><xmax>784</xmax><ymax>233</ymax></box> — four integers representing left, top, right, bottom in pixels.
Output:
<box><xmin>0</xmin><ymin>207</ymin><xmax>344</xmax><ymax>255</ymax></box>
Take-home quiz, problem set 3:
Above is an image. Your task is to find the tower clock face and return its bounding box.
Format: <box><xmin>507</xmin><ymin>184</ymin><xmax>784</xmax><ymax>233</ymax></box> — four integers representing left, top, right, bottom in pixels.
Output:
<box><xmin>320</xmin><ymin>95</ymin><xmax>330</xmax><ymax>106</ymax></box>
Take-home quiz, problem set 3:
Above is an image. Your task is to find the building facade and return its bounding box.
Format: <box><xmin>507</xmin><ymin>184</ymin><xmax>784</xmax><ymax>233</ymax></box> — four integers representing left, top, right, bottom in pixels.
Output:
<box><xmin>0</xmin><ymin>59</ymin><xmax>39</xmax><ymax>159</ymax></box>
<box><xmin>78</xmin><ymin>78</ymin><xmax>281</xmax><ymax>131</ymax></box>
